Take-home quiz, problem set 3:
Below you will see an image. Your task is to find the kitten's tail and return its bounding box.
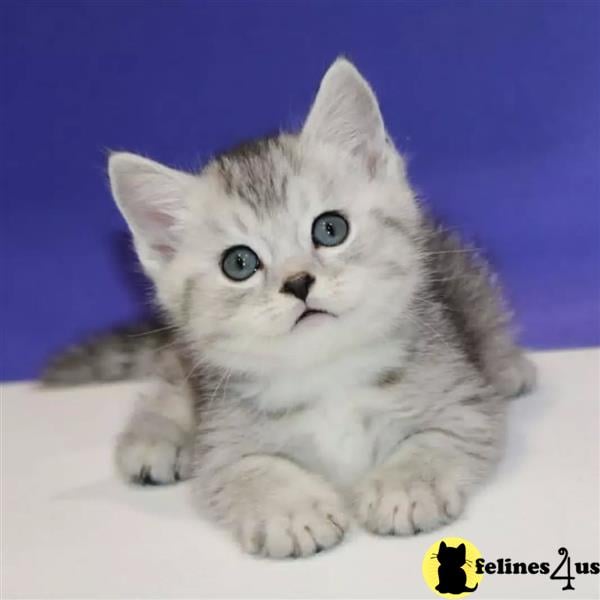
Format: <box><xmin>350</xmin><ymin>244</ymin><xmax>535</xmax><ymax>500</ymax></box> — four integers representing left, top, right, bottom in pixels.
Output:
<box><xmin>464</xmin><ymin>584</ymin><xmax>479</xmax><ymax>592</ymax></box>
<box><xmin>40</xmin><ymin>320</ymin><xmax>172</xmax><ymax>386</ymax></box>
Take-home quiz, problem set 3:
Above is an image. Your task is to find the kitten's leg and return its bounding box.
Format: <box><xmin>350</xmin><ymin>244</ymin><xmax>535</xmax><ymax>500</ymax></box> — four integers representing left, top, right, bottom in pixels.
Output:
<box><xmin>196</xmin><ymin>455</ymin><xmax>348</xmax><ymax>558</ymax></box>
<box><xmin>353</xmin><ymin>406</ymin><xmax>503</xmax><ymax>535</ymax></box>
<box><xmin>115</xmin><ymin>373</ymin><xmax>194</xmax><ymax>485</ymax></box>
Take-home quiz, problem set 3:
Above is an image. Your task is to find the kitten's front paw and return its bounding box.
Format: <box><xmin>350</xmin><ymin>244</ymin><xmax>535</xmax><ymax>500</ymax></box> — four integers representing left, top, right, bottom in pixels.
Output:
<box><xmin>353</xmin><ymin>468</ymin><xmax>464</xmax><ymax>536</ymax></box>
<box><xmin>115</xmin><ymin>420</ymin><xmax>192</xmax><ymax>485</ymax></box>
<box><xmin>235</xmin><ymin>487</ymin><xmax>348</xmax><ymax>558</ymax></box>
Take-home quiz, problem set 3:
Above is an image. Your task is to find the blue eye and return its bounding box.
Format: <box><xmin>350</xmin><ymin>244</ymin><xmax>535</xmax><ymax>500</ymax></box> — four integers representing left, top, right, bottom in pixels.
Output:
<box><xmin>221</xmin><ymin>246</ymin><xmax>260</xmax><ymax>281</ymax></box>
<box><xmin>312</xmin><ymin>212</ymin><xmax>349</xmax><ymax>247</ymax></box>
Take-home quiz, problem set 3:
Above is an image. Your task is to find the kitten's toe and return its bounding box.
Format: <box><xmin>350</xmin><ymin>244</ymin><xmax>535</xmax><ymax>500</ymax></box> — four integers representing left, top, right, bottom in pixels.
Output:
<box><xmin>236</xmin><ymin>497</ymin><xmax>348</xmax><ymax>558</ymax></box>
<box><xmin>115</xmin><ymin>432</ymin><xmax>192</xmax><ymax>485</ymax></box>
<box><xmin>354</xmin><ymin>471</ymin><xmax>464</xmax><ymax>536</ymax></box>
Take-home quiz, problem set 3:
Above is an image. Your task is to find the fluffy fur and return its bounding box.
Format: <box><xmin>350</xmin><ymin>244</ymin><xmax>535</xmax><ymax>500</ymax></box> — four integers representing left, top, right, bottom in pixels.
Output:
<box><xmin>45</xmin><ymin>58</ymin><xmax>535</xmax><ymax>558</ymax></box>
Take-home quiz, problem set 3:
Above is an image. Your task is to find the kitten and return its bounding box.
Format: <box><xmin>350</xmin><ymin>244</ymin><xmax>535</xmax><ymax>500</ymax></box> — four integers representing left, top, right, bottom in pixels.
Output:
<box><xmin>44</xmin><ymin>58</ymin><xmax>536</xmax><ymax>558</ymax></box>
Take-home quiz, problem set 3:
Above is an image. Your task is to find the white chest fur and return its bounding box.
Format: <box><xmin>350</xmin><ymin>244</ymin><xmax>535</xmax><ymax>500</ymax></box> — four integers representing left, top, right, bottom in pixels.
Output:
<box><xmin>250</xmin><ymin>341</ymin><xmax>407</xmax><ymax>486</ymax></box>
<box><xmin>286</xmin><ymin>388</ymin><xmax>385</xmax><ymax>486</ymax></box>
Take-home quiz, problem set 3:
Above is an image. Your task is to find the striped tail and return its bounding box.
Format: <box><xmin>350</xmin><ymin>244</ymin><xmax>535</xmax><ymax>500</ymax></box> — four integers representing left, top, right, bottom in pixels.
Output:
<box><xmin>40</xmin><ymin>320</ymin><xmax>172</xmax><ymax>386</ymax></box>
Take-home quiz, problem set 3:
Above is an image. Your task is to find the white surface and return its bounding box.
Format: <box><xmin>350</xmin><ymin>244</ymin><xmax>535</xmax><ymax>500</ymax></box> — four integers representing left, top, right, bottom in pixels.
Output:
<box><xmin>2</xmin><ymin>349</ymin><xmax>599</xmax><ymax>599</ymax></box>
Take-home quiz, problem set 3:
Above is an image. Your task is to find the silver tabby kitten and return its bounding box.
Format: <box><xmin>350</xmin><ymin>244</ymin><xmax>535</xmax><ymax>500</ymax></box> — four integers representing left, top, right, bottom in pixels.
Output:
<box><xmin>46</xmin><ymin>59</ymin><xmax>536</xmax><ymax>558</ymax></box>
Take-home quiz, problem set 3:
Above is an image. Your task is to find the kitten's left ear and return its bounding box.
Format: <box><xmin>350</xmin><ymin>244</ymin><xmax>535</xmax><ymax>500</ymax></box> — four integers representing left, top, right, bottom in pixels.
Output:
<box><xmin>302</xmin><ymin>58</ymin><xmax>388</xmax><ymax>171</ymax></box>
<box><xmin>108</xmin><ymin>152</ymin><xmax>194</xmax><ymax>277</ymax></box>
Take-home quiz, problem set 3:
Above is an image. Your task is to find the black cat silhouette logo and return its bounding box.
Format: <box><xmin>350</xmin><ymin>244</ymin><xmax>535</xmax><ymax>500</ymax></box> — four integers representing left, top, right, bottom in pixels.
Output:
<box><xmin>435</xmin><ymin>541</ymin><xmax>479</xmax><ymax>594</ymax></box>
<box><xmin>422</xmin><ymin>537</ymin><xmax>484</xmax><ymax>597</ymax></box>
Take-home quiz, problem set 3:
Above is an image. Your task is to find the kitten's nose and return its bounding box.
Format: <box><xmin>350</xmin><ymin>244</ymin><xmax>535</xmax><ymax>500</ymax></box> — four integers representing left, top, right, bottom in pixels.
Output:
<box><xmin>280</xmin><ymin>272</ymin><xmax>315</xmax><ymax>302</ymax></box>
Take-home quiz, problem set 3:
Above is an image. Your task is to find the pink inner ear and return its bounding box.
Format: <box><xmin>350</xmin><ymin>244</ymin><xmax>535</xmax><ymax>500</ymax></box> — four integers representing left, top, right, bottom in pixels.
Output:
<box><xmin>151</xmin><ymin>243</ymin><xmax>175</xmax><ymax>259</ymax></box>
<box><xmin>136</xmin><ymin>204</ymin><xmax>178</xmax><ymax>260</ymax></box>
<box><xmin>145</xmin><ymin>205</ymin><xmax>175</xmax><ymax>227</ymax></box>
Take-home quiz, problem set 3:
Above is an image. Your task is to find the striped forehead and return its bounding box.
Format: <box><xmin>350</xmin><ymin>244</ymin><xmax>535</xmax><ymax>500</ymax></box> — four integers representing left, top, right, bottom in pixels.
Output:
<box><xmin>215</xmin><ymin>135</ymin><xmax>299</xmax><ymax>218</ymax></box>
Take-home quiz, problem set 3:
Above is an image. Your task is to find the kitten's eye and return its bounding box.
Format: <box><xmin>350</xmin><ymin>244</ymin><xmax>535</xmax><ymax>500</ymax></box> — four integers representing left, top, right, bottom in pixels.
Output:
<box><xmin>312</xmin><ymin>212</ymin><xmax>349</xmax><ymax>247</ymax></box>
<box><xmin>221</xmin><ymin>246</ymin><xmax>260</xmax><ymax>281</ymax></box>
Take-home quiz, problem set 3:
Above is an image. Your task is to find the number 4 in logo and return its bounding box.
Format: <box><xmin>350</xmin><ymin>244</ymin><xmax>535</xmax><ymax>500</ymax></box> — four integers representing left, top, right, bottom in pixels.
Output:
<box><xmin>550</xmin><ymin>547</ymin><xmax>576</xmax><ymax>591</ymax></box>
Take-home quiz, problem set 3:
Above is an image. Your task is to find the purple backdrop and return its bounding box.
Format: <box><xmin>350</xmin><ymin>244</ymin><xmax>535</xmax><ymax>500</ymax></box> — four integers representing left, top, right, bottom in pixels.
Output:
<box><xmin>1</xmin><ymin>1</ymin><xmax>599</xmax><ymax>381</ymax></box>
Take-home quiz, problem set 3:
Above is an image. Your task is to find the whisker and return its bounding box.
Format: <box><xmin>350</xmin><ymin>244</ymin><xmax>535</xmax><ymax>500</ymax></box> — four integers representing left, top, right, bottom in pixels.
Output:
<box><xmin>404</xmin><ymin>312</ymin><xmax>455</xmax><ymax>355</ymax></box>
<box><xmin>153</xmin><ymin>337</ymin><xmax>181</xmax><ymax>353</ymax></box>
<box><xmin>427</xmin><ymin>275</ymin><xmax>473</xmax><ymax>283</ymax></box>
<box><xmin>416</xmin><ymin>297</ymin><xmax>461</xmax><ymax>314</ymax></box>
<box><xmin>127</xmin><ymin>325</ymin><xmax>176</xmax><ymax>338</ymax></box>
<box><xmin>219</xmin><ymin>368</ymin><xmax>234</xmax><ymax>406</ymax></box>
<box><xmin>206</xmin><ymin>367</ymin><xmax>232</xmax><ymax>409</ymax></box>
<box><xmin>421</xmin><ymin>249</ymin><xmax>479</xmax><ymax>256</ymax></box>
<box><xmin>182</xmin><ymin>354</ymin><xmax>206</xmax><ymax>385</ymax></box>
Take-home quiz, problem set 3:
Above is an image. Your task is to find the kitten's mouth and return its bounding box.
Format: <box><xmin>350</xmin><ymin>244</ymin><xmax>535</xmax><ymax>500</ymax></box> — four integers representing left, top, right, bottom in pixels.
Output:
<box><xmin>294</xmin><ymin>308</ymin><xmax>335</xmax><ymax>327</ymax></box>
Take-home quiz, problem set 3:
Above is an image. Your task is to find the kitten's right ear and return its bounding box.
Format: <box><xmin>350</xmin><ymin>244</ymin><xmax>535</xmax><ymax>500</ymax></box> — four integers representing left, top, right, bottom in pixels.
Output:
<box><xmin>302</xmin><ymin>58</ymin><xmax>388</xmax><ymax>172</ymax></box>
<box><xmin>108</xmin><ymin>152</ymin><xmax>193</xmax><ymax>276</ymax></box>
<box><xmin>439</xmin><ymin>541</ymin><xmax>447</xmax><ymax>551</ymax></box>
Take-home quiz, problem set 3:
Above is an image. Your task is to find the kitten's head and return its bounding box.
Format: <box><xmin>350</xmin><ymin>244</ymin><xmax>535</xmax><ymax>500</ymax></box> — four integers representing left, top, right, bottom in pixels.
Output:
<box><xmin>437</xmin><ymin>542</ymin><xmax>467</xmax><ymax>567</ymax></box>
<box><xmin>109</xmin><ymin>59</ymin><xmax>423</xmax><ymax>373</ymax></box>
